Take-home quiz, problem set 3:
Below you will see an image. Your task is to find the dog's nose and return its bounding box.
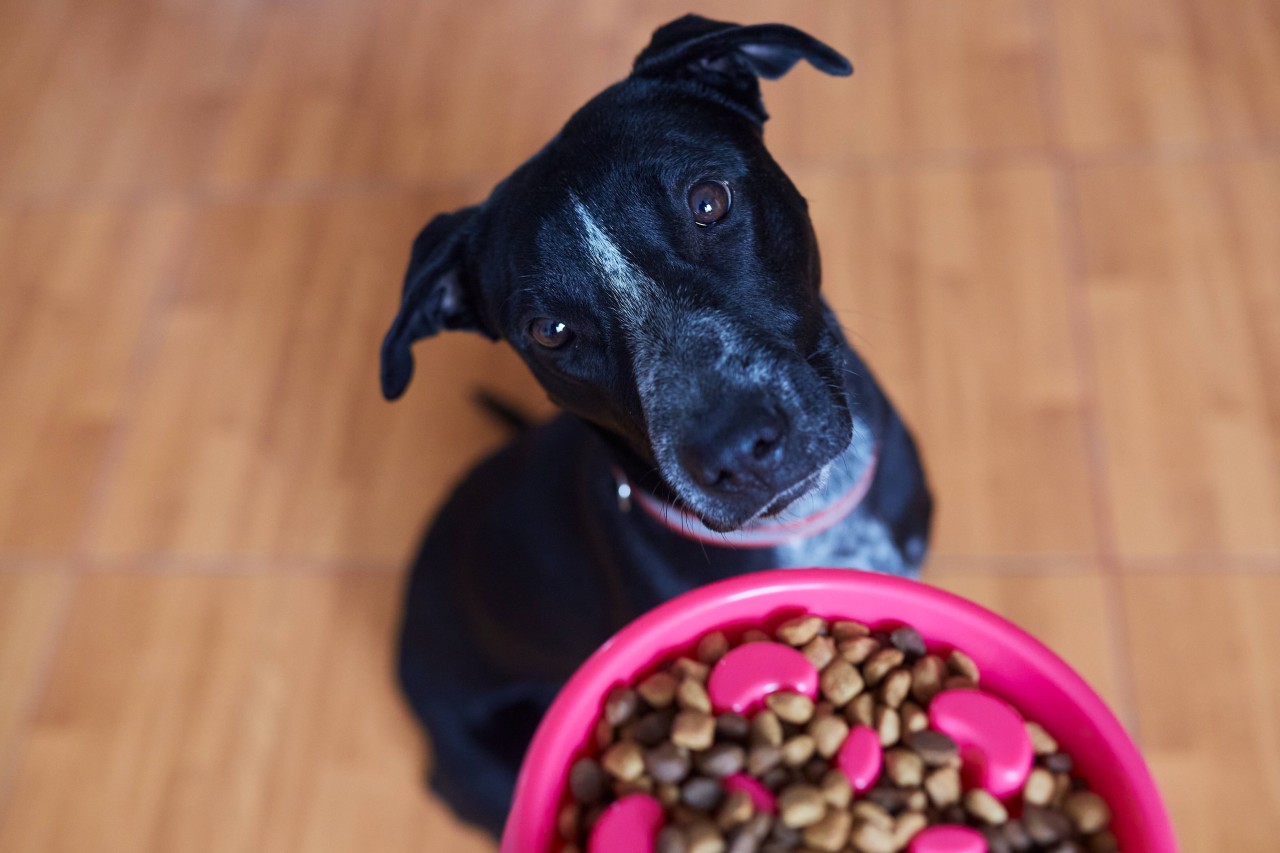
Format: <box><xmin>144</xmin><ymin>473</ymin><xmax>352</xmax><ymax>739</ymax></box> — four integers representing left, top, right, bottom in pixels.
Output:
<box><xmin>680</xmin><ymin>406</ymin><xmax>788</xmax><ymax>492</ymax></box>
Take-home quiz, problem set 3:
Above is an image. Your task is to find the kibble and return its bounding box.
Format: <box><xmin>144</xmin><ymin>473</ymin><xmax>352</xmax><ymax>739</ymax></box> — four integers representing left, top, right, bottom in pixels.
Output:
<box><xmin>776</xmin><ymin>615</ymin><xmax>825</xmax><ymax>646</ymax></box>
<box><xmin>671</xmin><ymin>710</ymin><xmax>716</xmax><ymax>750</ymax></box>
<box><xmin>563</xmin><ymin>613</ymin><xmax>1116</xmax><ymax>853</ymax></box>
<box><xmin>638</xmin><ymin>671</ymin><xmax>680</xmax><ymax>708</ymax></box>
<box><xmin>765</xmin><ymin>691</ymin><xmax>815</xmax><ymax>725</ymax></box>
<box><xmin>819</xmin><ymin>659</ymin><xmax>864</xmax><ymax>707</ymax></box>
<box><xmin>803</xmin><ymin>808</ymin><xmax>852</xmax><ymax>851</ymax></box>
<box><xmin>777</xmin><ymin>783</ymin><xmax>827</xmax><ymax>828</ymax></box>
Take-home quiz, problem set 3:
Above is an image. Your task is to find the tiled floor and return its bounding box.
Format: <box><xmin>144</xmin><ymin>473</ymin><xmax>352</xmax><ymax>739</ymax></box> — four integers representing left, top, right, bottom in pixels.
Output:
<box><xmin>0</xmin><ymin>1</ymin><xmax>1276</xmax><ymax>850</ymax></box>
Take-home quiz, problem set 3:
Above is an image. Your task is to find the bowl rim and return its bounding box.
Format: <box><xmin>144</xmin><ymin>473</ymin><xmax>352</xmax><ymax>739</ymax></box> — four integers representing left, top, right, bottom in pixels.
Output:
<box><xmin>501</xmin><ymin>568</ymin><xmax>1177</xmax><ymax>852</ymax></box>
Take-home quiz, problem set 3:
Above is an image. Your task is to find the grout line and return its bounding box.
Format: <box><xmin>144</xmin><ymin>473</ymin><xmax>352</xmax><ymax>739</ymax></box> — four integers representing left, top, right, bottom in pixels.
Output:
<box><xmin>1033</xmin><ymin>0</ymin><xmax>1145</xmax><ymax>738</ymax></box>
<box><xmin>0</xmin><ymin>140</ymin><xmax>1278</xmax><ymax>215</ymax></box>
<box><xmin>70</xmin><ymin>211</ymin><xmax>201</xmax><ymax>566</ymax></box>
<box><xmin>0</xmin><ymin>570</ymin><xmax>80</xmax><ymax>835</ymax></box>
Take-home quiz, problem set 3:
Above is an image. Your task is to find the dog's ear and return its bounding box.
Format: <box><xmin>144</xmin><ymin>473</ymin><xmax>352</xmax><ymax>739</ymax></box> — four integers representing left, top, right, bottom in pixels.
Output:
<box><xmin>632</xmin><ymin>15</ymin><xmax>852</xmax><ymax>124</ymax></box>
<box><xmin>380</xmin><ymin>206</ymin><xmax>493</xmax><ymax>401</ymax></box>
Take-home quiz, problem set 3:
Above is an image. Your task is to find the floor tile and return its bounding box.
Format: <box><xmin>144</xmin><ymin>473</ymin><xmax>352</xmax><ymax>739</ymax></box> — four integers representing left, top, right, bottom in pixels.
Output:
<box><xmin>1121</xmin><ymin>570</ymin><xmax>1280</xmax><ymax>850</ymax></box>
<box><xmin>0</xmin><ymin>204</ymin><xmax>188</xmax><ymax>551</ymax></box>
<box><xmin>1051</xmin><ymin>0</ymin><xmax>1280</xmax><ymax>151</ymax></box>
<box><xmin>1075</xmin><ymin>157</ymin><xmax>1280</xmax><ymax>556</ymax></box>
<box><xmin>0</xmin><ymin>570</ymin><xmax>493</xmax><ymax>853</ymax></box>
<box><xmin>801</xmin><ymin>162</ymin><xmax>1098</xmax><ymax>556</ymax></box>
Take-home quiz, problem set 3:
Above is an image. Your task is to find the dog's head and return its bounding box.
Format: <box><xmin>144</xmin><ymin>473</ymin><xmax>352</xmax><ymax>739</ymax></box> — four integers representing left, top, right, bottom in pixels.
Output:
<box><xmin>382</xmin><ymin>15</ymin><xmax>856</xmax><ymax>532</ymax></box>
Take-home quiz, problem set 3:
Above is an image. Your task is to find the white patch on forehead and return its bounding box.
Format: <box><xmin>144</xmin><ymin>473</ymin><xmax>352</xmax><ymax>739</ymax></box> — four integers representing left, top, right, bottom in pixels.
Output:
<box><xmin>572</xmin><ymin>198</ymin><xmax>658</xmax><ymax>331</ymax></box>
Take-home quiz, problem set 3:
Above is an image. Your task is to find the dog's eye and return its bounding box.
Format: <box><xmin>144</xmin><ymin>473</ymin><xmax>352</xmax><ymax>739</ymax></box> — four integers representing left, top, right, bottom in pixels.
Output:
<box><xmin>528</xmin><ymin>318</ymin><xmax>574</xmax><ymax>349</ymax></box>
<box><xmin>688</xmin><ymin>180</ymin><xmax>731</xmax><ymax>226</ymax></box>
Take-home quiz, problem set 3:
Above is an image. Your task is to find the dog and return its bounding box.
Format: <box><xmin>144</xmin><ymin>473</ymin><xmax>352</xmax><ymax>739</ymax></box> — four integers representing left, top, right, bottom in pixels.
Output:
<box><xmin>380</xmin><ymin>15</ymin><xmax>933</xmax><ymax>837</ymax></box>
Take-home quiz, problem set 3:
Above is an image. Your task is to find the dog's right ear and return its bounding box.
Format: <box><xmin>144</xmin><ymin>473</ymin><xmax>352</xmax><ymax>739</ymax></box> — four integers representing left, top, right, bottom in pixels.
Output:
<box><xmin>632</xmin><ymin>15</ymin><xmax>852</xmax><ymax>125</ymax></box>
<box><xmin>380</xmin><ymin>206</ymin><xmax>493</xmax><ymax>401</ymax></box>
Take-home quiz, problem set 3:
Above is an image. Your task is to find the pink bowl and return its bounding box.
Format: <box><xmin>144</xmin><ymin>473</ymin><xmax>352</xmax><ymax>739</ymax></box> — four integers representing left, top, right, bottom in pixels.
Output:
<box><xmin>500</xmin><ymin>569</ymin><xmax>1176</xmax><ymax>852</ymax></box>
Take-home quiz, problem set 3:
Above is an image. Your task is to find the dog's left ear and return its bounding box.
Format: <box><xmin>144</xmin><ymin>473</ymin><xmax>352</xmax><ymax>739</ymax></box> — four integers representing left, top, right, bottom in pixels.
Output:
<box><xmin>632</xmin><ymin>15</ymin><xmax>852</xmax><ymax>124</ymax></box>
<box><xmin>380</xmin><ymin>205</ymin><xmax>494</xmax><ymax>401</ymax></box>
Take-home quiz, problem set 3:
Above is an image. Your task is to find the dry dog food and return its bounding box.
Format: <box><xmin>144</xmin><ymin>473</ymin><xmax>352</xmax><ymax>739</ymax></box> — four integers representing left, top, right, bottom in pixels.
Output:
<box><xmin>555</xmin><ymin>614</ymin><xmax>1117</xmax><ymax>853</ymax></box>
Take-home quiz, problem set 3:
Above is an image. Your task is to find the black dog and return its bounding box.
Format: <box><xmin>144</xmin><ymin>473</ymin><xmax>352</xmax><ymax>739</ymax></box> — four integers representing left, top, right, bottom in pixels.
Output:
<box><xmin>380</xmin><ymin>15</ymin><xmax>932</xmax><ymax>837</ymax></box>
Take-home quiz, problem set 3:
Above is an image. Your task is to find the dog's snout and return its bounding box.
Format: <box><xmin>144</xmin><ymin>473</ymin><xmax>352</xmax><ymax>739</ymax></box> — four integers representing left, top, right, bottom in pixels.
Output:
<box><xmin>679</xmin><ymin>406</ymin><xmax>788</xmax><ymax>492</ymax></box>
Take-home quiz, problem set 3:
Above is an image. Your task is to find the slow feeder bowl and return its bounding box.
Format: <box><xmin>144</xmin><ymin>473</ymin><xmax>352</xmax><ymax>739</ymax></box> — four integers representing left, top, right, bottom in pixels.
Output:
<box><xmin>501</xmin><ymin>568</ymin><xmax>1176</xmax><ymax>852</ymax></box>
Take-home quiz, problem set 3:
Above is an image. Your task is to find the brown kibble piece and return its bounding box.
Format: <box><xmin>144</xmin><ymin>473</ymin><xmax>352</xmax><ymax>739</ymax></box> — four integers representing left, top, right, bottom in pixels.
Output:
<box><xmin>672</xmin><ymin>710</ymin><xmax>717</xmax><ymax>750</ymax></box>
<box><xmin>1023</xmin><ymin>767</ymin><xmax>1055</xmax><ymax>806</ymax></box>
<box><xmin>944</xmin><ymin>675</ymin><xmax>977</xmax><ymax>691</ymax></box>
<box><xmin>874</xmin><ymin>704</ymin><xmax>900</xmax><ymax>747</ymax></box>
<box><xmin>889</xmin><ymin>626</ymin><xmax>928</xmax><ymax>658</ymax></box>
<box><xmin>656</xmin><ymin>825</ymin><xmax>687</xmax><ymax>853</ymax></box>
<box><xmin>879</xmin><ymin>668</ymin><xmax>912</xmax><ymax>708</ymax></box>
<box><xmin>892</xmin><ymin>811</ymin><xmax>928</xmax><ymax>847</ymax></box>
<box><xmin>765</xmin><ymin>691</ymin><xmax>815</xmax><ymax>725</ymax></box>
<box><xmin>657</xmin><ymin>782</ymin><xmax>681</xmax><ymax>807</ymax></box>
<box><xmin>831</xmin><ymin>619</ymin><xmax>871</xmax><ymax>640</ymax></box>
<box><xmin>802</xmin><ymin>808</ymin><xmax>852</xmax><ymax>852</ymax></box>
<box><xmin>904</xmin><ymin>729</ymin><xmax>960</xmax><ymax>767</ymax></box>
<box><xmin>819</xmin><ymin>769</ymin><xmax>852</xmax><ymax>808</ymax></box>
<box><xmin>910</xmin><ymin>655</ymin><xmax>946</xmax><ymax>705</ymax></box>
<box><xmin>849</xmin><ymin>819</ymin><xmax>896</xmax><ymax>853</ymax></box>
<box><xmin>838</xmin><ymin>635</ymin><xmax>881</xmax><ymax>665</ymax></box>
<box><xmin>862</xmin><ymin>648</ymin><xmax>906</xmax><ymax>686</ymax></box>
<box><xmin>781</xmin><ymin>734</ymin><xmax>816</xmax><ymax>767</ymax></box>
<box><xmin>741</xmin><ymin>629</ymin><xmax>771</xmax><ymax>644</ymax></box>
<box><xmin>605</xmin><ymin>685</ymin><xmax>641</xmax><ymax>726</ymax></box>
<box><xmin>678</xmin><ymin>677</ymin><xmax>713</xmax><ymax>713</ymax></box>
<box><xmin>850</xmin><ymin>801</ymin><xmax>894</xmax><ymax>831</ymax></box>
<box><xmin>820</xmin><ymin>659</ymin><xmax>864</xmax><ymax>707</ymax></box>
<box><xmin>697</xmin><ymin>631</ymin><xmax>730</xmax><ymax>664</ymax></box>
<box><xmin>808</xmin><ymin>714</ymin><xmax>849</xmax><ymax>758</ymax></box>
<box><xmin>613</xmin><ymin>776</ymin><xmax>654</xmax><ymax>797</ymax></box>
<box><xmin>801</xmin><ymin>635</ymin><xmax>837</xmax><ymax>670</ymax></box>
<box><xmin>965</xmin><ymin>788</ymin><xmax>1009</xmax><ymax>825</ymax></box>
<box><xmin>750</xmin><ymin>710</ymin><xmax>784</xmax><ymax>747</ymax></box>
<box><xmin>776</xmin><ymin>615</ymin><xmax>826</xmax><ymax>647</ymax></box>
<box><xmin>717</xmin><ymin>789</ymin><xmax>755</xmax><ymax>831</ymax></box>
<box><xmin>1064</xmin><ymin>791</ymin><xmax>1112</xmax><ymax>835</ymax></box>
<box><xmin>776</xmin><ymin>783</ymin><xmax>827</xmax><ymax>828</ymax></box>
<box><xmin>1023</xmin><ymin>806</ymin><xmax>1072</xmax><ymax>845</ymax></box>
<box><xmin>847</xmin><ymin>692</ymin><xmax>875</xmax><ymax>727</ymax></box>
<box><xmin>884</xmin><ymin>748</ymin><xmax>924</xmax><ymax>787</ymax></box>
<box><xmin>593</xmin><ymin>715</ymin><xmax>614</xmax><ymax>750</ymax></box>
<box><xmin>924</xmin><ymin>766</ymin><xmax>961</xmax><ymax>807</ymax></box>
<box><xmin>671</xmin><ymin>657</ymin><xmax>711</xmax><ymax>684</ymax></box>
<box><xmin>1025</xmin><ymin>720</ymin><xmax>1059</xmax><ymax>755</ymax></box>
<box><xmin>746</xmin><ymin>744</ymin><xmax>783</xmax><ymax>777</ymax></box>
<box><xmin>601</xmin><ymin>741</ymin><xmax>645</xmax><ymax>781</ymax></box>
<box><xmin>947</xmin><ymin>649</ymin><xmax>980</xmax><ymax>683</ymax></box>
<box><xmin>686</xmin><ymin>819</ymin><xmax>726</xmax><ymax>853</ymax></box>
<box><xmin>900</xmin><ymin>701</ymin><xmax>928</xmax><ymax>734</ymax></box>
<box><xmin>638</xmin><ymin>671</ymin><xmax>680</xmax><ymax>707</ymax></box>
<box><xmin>570</xmin><ymin>757</ymin><xmax>607</xmax><ymax>804</ymax></box>
<box><xmin>715</xmin><ymin>712</ymin><xmax>750</xmax><ymax>742</ymax></box>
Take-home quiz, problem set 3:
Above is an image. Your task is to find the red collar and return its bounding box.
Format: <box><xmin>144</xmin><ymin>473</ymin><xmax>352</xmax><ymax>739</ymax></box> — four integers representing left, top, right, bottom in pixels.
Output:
<box><xmin>613</xmin><ymin>450</ymin><xmax>877</xmax><ymax>549</ymax></box>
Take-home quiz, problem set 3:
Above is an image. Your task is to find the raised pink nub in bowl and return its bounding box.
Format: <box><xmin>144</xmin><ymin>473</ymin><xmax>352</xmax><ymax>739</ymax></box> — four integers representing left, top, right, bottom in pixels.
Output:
<box><xmin>500</xmin><ymin>568</ymin><xmax>1176</xmax><ymax>852</ymax></box>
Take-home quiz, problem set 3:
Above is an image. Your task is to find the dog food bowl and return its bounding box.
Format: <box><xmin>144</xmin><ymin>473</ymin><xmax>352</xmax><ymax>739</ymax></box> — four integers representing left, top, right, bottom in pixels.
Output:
<box><xmin>500</xmin><ymin>568</ymin><xmax>1176</xmax><ymax>852</ymax></box>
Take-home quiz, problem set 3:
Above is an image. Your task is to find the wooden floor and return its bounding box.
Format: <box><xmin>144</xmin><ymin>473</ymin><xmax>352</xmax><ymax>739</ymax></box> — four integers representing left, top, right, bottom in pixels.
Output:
<box><xmin>0</xmin><ymin>1</ymin><xmax>1277</xmax><ymax>850</ymax></box>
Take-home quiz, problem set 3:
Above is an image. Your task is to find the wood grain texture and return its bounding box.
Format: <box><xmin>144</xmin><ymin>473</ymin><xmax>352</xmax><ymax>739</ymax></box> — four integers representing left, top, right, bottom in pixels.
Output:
<box><xmin>805</xmin><ymin>163</ymin><xmax>1097</xmax><ymax>556</ymax></box>
<box><xmin>0</xmin><ymin>205</ymin><xmax>188</xmax><ymax>552</ymax></box>
<box><xmin>0</xmin><ymin>570</ymin><xmax>72</xmax><ymax>793</ymax></box>
<box><xmin>1122</xmin><ymin>571</ymin><xmax>1280</xmax><ymax>851</ymax></box>
<box><xmin>1051</xmin><ymin>0</ymin><xmax>1280</xmax><ymax>152</ymax></box>
<box><xmin>86</xmin><ymin>191</ymin><xmax>553</xmax><ymax>561</ymax></box>
<box><xmin>0</xmin><ymin>571</ymin><xmax>493</xmax><ymax>853</ymax></box>
<box><xmin>0</xmin><ymin>0</ymin><xmax>1277</xmax><ymax>850</ymax></box>
<box><xmin>1076</xmin><ymin>158</ymin><xmax>1280</xmax><ymax>556</ymax></box>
